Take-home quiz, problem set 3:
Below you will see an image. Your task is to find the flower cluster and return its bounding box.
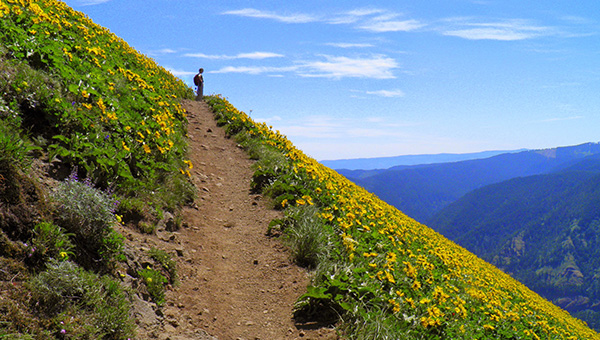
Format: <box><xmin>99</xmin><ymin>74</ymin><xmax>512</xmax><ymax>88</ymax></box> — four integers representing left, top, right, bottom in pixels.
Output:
<box><xmin>1</xmin><ymin>0</ymin><xmax>194</xmax><ymax>191</ymax></box>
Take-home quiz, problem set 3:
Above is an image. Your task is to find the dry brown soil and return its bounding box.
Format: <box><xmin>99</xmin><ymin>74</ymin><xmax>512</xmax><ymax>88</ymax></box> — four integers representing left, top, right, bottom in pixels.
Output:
<box><xmin>130</xmin><ymin>100</ymin><xmax>340</xmax><ymax>340</ymax></box>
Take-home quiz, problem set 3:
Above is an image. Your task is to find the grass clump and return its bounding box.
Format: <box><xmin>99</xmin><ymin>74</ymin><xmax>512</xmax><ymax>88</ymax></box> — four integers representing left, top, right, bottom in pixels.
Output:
<box><xmin>276</xmin><ymin>205</ymin><xmax>329</xmax><ymax>269</ymax></box>
<box><xmin>0</xmin><ymin>120</ymin><xmax>39</xmax><ymax>171</ymax></box>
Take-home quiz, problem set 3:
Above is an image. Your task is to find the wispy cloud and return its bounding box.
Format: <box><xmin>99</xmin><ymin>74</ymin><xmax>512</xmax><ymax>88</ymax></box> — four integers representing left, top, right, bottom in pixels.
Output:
<box><xmin>224</xmin><ymin>7</ymin><xmax>424</xmax><ymax>33</ymax></box>
<box><xmin>325</xmin><ymin>42</ymin><xmax>374</xmax><ymax>48</ymax></box>
<box><xmin>212</xmin><ymin>54</ymin><xmax>399</xmax><ymax>79</ymax></box>
<box><xmin>276</xmin><ymin>115</ymin><xmax>417</xmax><ymax>140</ymax></box>
<box><xmin>211</xmin><ymin>65</ymin><xmax>298</xmax><ymax>75</ymax></box>
<box><xmin>145</xmin><ymin>48</ymin><xmax>178</xmax><ymax>57</ymax></box>
<box><xmin>73</xmin><ymin>0</ymin><xmax>110</xmax><ymax>5</ymax></box>
<box><xmin>327</xmin><ymin>8</ymin><xmax>386</xmax><ymax>25</ymax></box>
<box><xmin>366</xmin><ymin>89</ymin><xmax>405</xmax><ymax>97</ymax></box>
<box><xmin>358</xmin><ymin>18</ymin><xmax>425</xmax><ymax>32</ymax></box>
<box><xmin>166</xmin><ymin>67</ymin><xmax>196</xmax><ymax>77</ymax></box>
<box><xmin>442</xmin><ymin>19</ymin><xmax>551</xmax><ymax>41</ymax></box>
<box><xmin>184</xmin><ymin>51</ymin><xmax>284</xmax><ymax>60</ymax></box>
<box><xmin>299</xmin><ymin>55</ymin><xmax>398</xmax><ymax>79</ymax></box>
<box><xmin>539</xmin><ymin>115</ymin><xmax>584</xmax><ymax>123</ymax></box>
<box><xmin>223</xmin><ymin>8</ymin><xmax>319</xmax><ymax>24</ymax></box>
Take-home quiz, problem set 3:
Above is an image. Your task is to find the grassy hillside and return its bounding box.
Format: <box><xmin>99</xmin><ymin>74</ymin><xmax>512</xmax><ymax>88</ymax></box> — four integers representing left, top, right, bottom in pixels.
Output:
<box><xmin>1</xmin><ymin>0</ymin><xmax>599</xmax><ymax>339</ymax></box>
<box><xmin>1</xmin><ymin>0</ymin><xmax>193</xmax><ymax>338</ymax></box>
<box><xmin>206</xmin><ymin>95</ymin><xmax>599</xmax><ymax>339</ymax></box>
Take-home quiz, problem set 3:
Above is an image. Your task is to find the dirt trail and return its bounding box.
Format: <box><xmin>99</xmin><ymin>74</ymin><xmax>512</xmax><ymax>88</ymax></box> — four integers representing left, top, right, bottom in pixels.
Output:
<box><xmin>146</xmin><ymin>100</ymin><xmax>338</xmax><ymax>340</ymax></box>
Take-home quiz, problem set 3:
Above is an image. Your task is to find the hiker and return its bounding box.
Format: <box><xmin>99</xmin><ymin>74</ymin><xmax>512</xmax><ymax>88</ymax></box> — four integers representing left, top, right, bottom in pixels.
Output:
<box><xmin>194</xmin><ymin>68</ymin><xmax>204</xmax><ymax>101</ymax></box>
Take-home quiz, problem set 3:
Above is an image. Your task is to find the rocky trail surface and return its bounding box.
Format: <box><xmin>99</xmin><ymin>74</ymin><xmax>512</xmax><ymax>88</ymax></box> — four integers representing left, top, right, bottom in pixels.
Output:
<box><xmin>129</xmin><ymin>100</ymin><xmax>339</xmax><ymax>340</ymax></box>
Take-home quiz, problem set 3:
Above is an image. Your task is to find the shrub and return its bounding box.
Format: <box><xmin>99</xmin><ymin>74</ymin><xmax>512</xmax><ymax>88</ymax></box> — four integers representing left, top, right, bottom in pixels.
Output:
<box><xmin>28</xmin><ymin>260</ymin><xmax>97</xmax><ymax>314</ymax></box>
<box><xmin>52</xmin><ymin>172</ymin><xmax>123</xmax><ymax>270</ymax></box>
<box><xmin>28</xmin><ymin>259</ymin><xmax>134</xmax><ymax>339</ymax></box>
<box><xmin>138</xmin><ymin>268</ymin><xmax>168</xmax><ymax>306</ymax></box>
<box><xmin>30</xmin><ymin>221</ymin><xmax>74</xmax><ymax>263</ymax></box>
<box><xmin>148</xmin><ymin>247</ymin><xmax>177</xmax><ymax>284</ymax></box>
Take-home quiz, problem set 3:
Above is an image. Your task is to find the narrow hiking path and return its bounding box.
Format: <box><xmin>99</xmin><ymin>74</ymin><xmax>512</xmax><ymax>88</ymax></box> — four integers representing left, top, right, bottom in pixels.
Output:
<box><xmin>149</xmin><ymin>100</ymin><xmax>339</xmax><ymax>340</ymax></box>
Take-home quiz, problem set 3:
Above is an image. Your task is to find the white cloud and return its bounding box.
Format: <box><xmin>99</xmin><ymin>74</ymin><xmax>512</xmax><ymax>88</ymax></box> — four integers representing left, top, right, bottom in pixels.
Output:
<box><xmin>442</xmin><ymin>19</ymin><xmax>550</xmax><ymax>41</ymax></box>
<box><xmin>74</xmin><ymin>0</ymin><xmax>110</xmax><ymax>5</ymax></box>
<box><xmin>223</xmin><ymin>8</ymin><xmax>318</xmax><ymax>24</ymax></box>
<box><xmin>325</xmin><ymin>42</ymin><xmax>374</xmax><ymax>48</ymax></box>
<box><xmin>211</xmin><ymin>66</ymin><xmax>298</xmax><ymax>75</ymax></box>
<box><xmin>366</xmin><ymin>89</ymin><xmax>405</xmax><ymax>97</ymax></box>
<box><xmin>276</xmin><ymin>115</ymin><xmax>417</xmax><ymax>140</ymax></box>
<box><xmin>184</xmin><ymin>51</ymin><xmax>284</xmax><ymax>60</ymax></box>
<box><xmin>328</xmin><ymin>8</ymin><xmax>386</xmax><ymax>25</ymax></box>
<box><xmin>299</xmin><ymin>55</ymin><xmax>398</xmax><ymax>79</ymax></box>
<box><xmin>145</xmin><ymin>48</ymin><xmax>177</xmax><ymax>57</ymax></box>
<box><xmin>223</xmin><ymin>7</ymin><xmax>425</xmax><ymax>34</ymax></box>
<box><xmin>210</xmin><ymin>54</ymin><xmax>399</xmax><ymax>79</ymax></box>
<box><xmin>166</xmin><ymin>67</ymin><xmax>196</xmax><ymax>77</ymax></box>
<box><xmin>359</xmin><ymin>19</ymin><xmax>424</xmax><ymax>32</ymax></box>
<box><xmin>539</xmin><ymin>116</ymin><xmax>584</xmax><ymax>123</ymax></box>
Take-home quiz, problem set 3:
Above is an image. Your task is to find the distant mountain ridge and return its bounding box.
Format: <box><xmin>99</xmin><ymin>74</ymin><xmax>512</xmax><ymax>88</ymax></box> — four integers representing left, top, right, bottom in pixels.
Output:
<box><xmin>321</xmin><ymin>149</ymin><xmax>524</xmax><ymax>170</ymax></box>
<box><xmin>428</xmin><ymin>153</ymin><xmax>600</xmax><ymax>330</ymax></box>
<box><xmin>339</xmin><ymin>142</ymin><xmax>600</xmax><ymax>222</ymax></box>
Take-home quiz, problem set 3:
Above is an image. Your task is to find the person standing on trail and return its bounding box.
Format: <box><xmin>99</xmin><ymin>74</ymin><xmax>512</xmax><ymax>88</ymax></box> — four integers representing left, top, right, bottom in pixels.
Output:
<box><xmin>194</xmin><ymin>68</ymin><xmax>204</xmax><ymax>101</ymax></box>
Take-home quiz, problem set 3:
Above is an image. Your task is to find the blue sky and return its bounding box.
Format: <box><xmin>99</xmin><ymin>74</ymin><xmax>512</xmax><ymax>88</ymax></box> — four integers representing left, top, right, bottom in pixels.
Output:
<box><xmin>63</xmin><ymin>0</ymin><xmax>600</xmax><ymax>161</ymax></box>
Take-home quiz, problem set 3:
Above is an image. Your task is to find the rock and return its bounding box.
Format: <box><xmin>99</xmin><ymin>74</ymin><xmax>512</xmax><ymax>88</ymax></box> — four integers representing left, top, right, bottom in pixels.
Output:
<box><xmin>131</xmin><ymin>294</ymin><xmax>160</xmax><ymax>328</ymax></box>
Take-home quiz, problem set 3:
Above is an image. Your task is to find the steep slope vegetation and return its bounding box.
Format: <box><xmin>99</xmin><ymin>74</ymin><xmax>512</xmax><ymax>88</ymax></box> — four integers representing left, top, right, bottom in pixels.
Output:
<box><xmin>429</xmin><ymin>155</ymin><xmax>600</xmax><ymax>330</ymax></box>
<box><xmin>341</xmin><ymin>143</ymin><xmax>600</xmax><ymax>222</ymax></box>
<box><xmin>1</xmin><ymin>0</ymin><xmax>194</xmax><ymax>338</ymax></box>
<box><xmin>205</xmin><ymin>95</ymin><xmax>599</xmax><ymax>339</ymax></box>
<box><xmin>1</xmin><ymin>1</ymin><xmax>599</xmax><ymax>339</ymax></box>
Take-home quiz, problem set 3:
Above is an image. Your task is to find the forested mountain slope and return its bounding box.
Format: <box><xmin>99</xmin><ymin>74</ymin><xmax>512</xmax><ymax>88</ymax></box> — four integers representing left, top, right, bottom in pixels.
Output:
<box><xmin>429</xmin><ymin>155</ymin><xmax>600</xmax><ymax>330</ymax></box>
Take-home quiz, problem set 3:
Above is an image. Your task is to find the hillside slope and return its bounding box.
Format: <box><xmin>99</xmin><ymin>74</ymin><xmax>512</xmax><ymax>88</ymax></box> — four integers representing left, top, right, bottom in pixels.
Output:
<box><xmin>1</xmin><ymin>1</ymin><xmax>599</xmax><ymax>339</ymax></box>
<box><xmin>205</xmin><ymin>95</ymin><xmax>600</xmax><ymax>339</ymax></box>
<box><xmin>429</xmin><ymin>155</ymin><xmax>600</xmax><ymax>330</ymax></box>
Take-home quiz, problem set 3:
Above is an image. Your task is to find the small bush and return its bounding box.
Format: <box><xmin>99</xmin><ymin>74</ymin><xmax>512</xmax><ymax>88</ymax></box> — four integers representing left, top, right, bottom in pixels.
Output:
<box><xmin>148</xmin><ymin>247</ymin><xmax>177</xmax><ymax>284</ymax></box>
<box><xmin>28</xmin><ymin>259</ymin><xmax>134</xmax><ymax>339</ymax></box>
<box><xmin>138</xmin><ymin>268</ymin><xmax>168</xmax><ymax>306</ymax></box>
<box><xmin>52</xmin><ymin>172</ymin><xmax>123</xmax><ymax>269</ymax></box>
<box><xmin>28</xmin><ymin>260</ymin><xmax>96</xmax><ymax>314</ymax></box>
<box><xmin>30</xmin><ymin>221</ymin><xmax>74</xmax><ymax>263</ymax></box>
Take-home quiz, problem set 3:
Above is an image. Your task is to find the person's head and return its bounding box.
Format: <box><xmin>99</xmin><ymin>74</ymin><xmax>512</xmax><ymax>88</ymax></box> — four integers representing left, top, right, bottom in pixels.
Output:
<box><xmin>199</xmin><ymin>68</ymin><xmax>204</xmax><ymax>73</ymax></box>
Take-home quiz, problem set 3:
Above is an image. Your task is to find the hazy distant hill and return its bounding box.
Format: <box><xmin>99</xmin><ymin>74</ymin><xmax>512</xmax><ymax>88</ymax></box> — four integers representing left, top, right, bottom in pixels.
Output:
<box><xmin>428</xmin><ymin>154</ymin><xmax>600</xmax><ymax>330</ymax></box>
<box><xmin>340</xmin><ymin>142</ymin><xmax>600</xmax><ymax>222</ymax></box>
<box><xmin>321</xmin><ymin>149</ymin><xmax>521</xmax><ymax>170</ymax></box>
